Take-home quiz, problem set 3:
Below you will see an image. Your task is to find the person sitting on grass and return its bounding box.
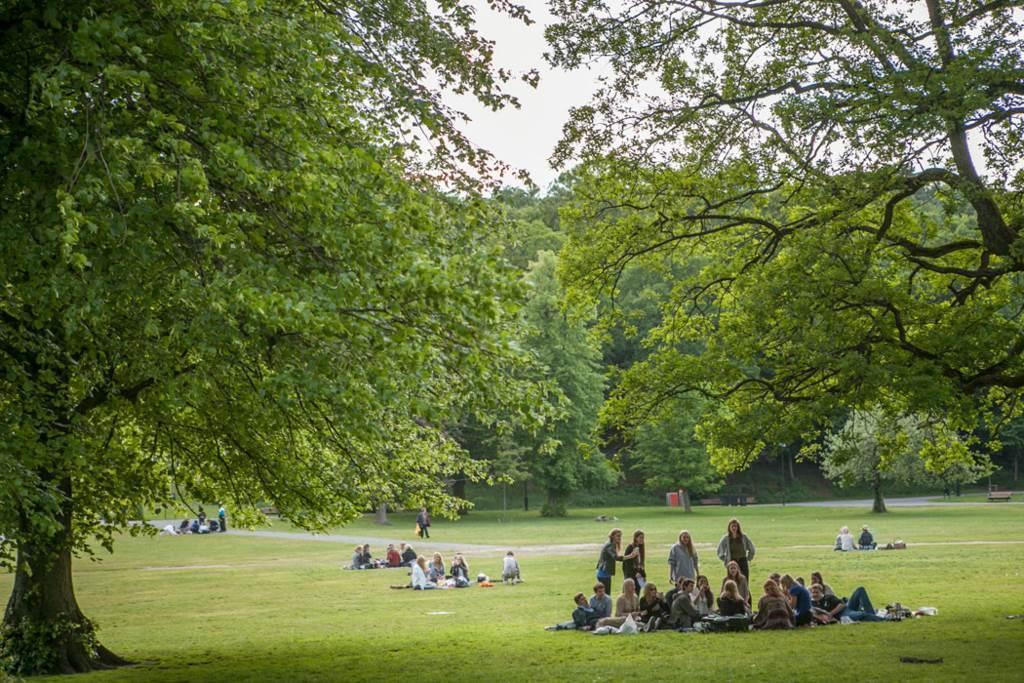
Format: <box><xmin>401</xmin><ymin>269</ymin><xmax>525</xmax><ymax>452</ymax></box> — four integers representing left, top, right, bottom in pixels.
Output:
<box><xmin>451</xmin><ymin>554</ymin><xmax>470</xmax><ymax>587</ymax></box>
<box><xmin>720</xmin><ymin>560</ymin><xmax>751</xmax><ymax>604</ymax></box>
<box><xmin>400</xmin><ymin>543</ymin><xmax>417</xmax><ymax>567</ymax></box>
<box><xmin>694</xmin><ymin>575</ymin><xmax>715</xmax><ymax>616</ymax></box>
<box><xmin>810</xmin><ymin>571</ymin><xmax>835</xmax><ymax>597</ymax></box>
<box><xmin>780</xmin><ymin>574</ymin><xmax>813</xmax><ymax>626</ymax></box>
<box><xmin>386</xmin><ymin>544</ymin><xmax>401</xmax><ymax>567</ymax></box>
<box><xmin>428</xmin><ymin>552</ymin><xmax>446</xmax><ymax>582</ymax></box>
<box><xmin>637</xmin><ymin>582</ymin><xmax>669</xmax><ymax>631</ymax></box>
<box><xmin>350</xmin><ymin>546</ymin><xmax>363</xmax><ymax>570</ymax></box>
<box><xmin>667</xmin><ymin>578</ymin><xmax>701</xmax><ymax>630</ymax></box>
<box><xmin>546</xmin><ymin>592</ymin><xmax>601</xmax><ymax>631</ymax></box>
<box><xmin>360</xmin><ymin>544</ymin><xmax>374</xmax><ymax>568</ymax></box>
<box><xmin>502</xmin><ymin>551</ymin><xmax>521</xmax><ymax>583</ymax></box>
<box><xmin>590</xmin><ymin>582</ymin><xmax>613</xmax><ymax>620</ymax></box>
<box><xmin>834</xmin><ymin>526</ymin><xmax>857</xmax><ymax>552</ymax></box>
<box><xmin>596</xmin><ymin>578</ymin><xmax>640</xmax><ymax>629</ymax></box>
<box><xmin>716</xmin><ymin>579</ymin><xmax>750</xmax><ymax>617</ymax></box>
<box><xmin>859</xmin><ymin>525</ymin><xmax>877</xmax><ymax>550</ymax></box>
<box><xmin>411</xmin><ymin>556</ymin><xmax>437</xmax><ymax>590</ymax></box>
<box><xmin>752</xmin><ymin>579</ymin><xmax>793</xmax><ymax>630</ymax></box>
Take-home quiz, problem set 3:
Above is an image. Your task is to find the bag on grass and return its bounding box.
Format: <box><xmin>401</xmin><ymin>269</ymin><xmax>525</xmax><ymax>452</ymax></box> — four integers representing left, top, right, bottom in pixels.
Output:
<box><xmin>618</xmin><ymin>615</ymin><xmax>639</xmax><ymax>635</ymax></box>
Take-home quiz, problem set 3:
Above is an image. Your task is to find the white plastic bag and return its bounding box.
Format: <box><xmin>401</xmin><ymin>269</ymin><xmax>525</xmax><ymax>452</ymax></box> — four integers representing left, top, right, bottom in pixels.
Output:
<box><xmin>916</xmin><ymin>607</ymin><xmax>938</xmax><ymax>616</ymax></box>
<box><xmin>619</xmin><ymin>615</ymin><xmax>639</xmax><ymax>635</ymax></box>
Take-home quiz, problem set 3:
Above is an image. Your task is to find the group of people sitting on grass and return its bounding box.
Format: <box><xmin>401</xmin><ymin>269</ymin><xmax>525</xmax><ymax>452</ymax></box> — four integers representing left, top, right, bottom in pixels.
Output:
<box><xmin>547</xmin><ymin>519</ymin><xmax>891</xmax><ymax>633</ymax></box>
<box><xmin>349</xmin><ymin>542</ymin><xmax>418</xmax><ymax>569</ymax></box>
<box><xmin>835</xmin><ymin>525</ymin><xmax>877</xmax><ymax>551</ymax></box>
<box><xmin>161</xmin><ymin>506</ymin><xmax>227</xmax><ymax>535</ymax></box>
<box><xmin>549</xmin><ymin>570</ymin><xmax>887</xmax><ymax>633</ymax></box>
<box><xmin>392</xmin><ymin>550</ymin><xmax>522</xmax><ymax>589</ymax></box>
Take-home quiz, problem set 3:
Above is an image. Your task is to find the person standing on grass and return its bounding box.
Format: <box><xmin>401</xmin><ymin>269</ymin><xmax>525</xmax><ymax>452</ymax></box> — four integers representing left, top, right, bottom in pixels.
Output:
<box><xmin>780</xmin><ymin>574</ymin><xmax>813</xmax><ymax>626</ymax></box>
<box><xmin>622</xmin><ymin>529</ymin><xmax>647</xmax><ymax>588</ymax></box>
<box><xmin>595</xmin><ymin>528</ymin><xmax>639</xmax><ymax>594</ymax></box>
<box><xmin>218</xmin><ymin>504</ymin><xmax>227</xmax><ymax>532</ymax></box>
<box><xmin>668</xmin><ymin>530</ymin><xmax>700</xmax><ymax>584</ymax></box>
<box><xmin>716</xmin><ymin>518</ymin><xmax>755</xmax><ymax>579</ymax></box>
<box><xmin>416</xmin><ymin>507</ymin><xmax>431</xmax><ymax>538</ymax></box>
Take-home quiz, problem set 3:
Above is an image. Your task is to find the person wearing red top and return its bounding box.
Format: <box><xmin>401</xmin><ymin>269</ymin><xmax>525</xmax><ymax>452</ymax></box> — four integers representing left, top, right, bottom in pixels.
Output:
<box><xmin>386</xmin><ymin>544</ymin><xmax>401</xmax><ymax>567</ymax></box>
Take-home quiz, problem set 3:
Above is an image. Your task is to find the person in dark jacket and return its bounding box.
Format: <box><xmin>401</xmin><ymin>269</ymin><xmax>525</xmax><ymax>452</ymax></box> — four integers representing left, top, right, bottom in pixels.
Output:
<box><xmin>668</xmin><ymin>578</ymin><xmax>701</xmax><ymax>629</ymax></box>
<box><xmin>400</xmin><ymin>543</ymin><xmax>417</xmax><ymax>567</ymax></box>
<box><xmin>416</xmin><ymin>507</ymin><xmax>431</xmax><ymax>538</ymax></box>
<box><xmin>622</xmin><ymin>529</ymin><xmax>647</xmax><ymax>588</ymax></box>
<box><xmin>858</xmin><ymin>525</ymin><xmax>876</xmax><ymax>550</ymax></box>
<box><xmin>595</xmin><ymin>528</ymin><xmax>639</xmax><ymax>594</ymax></box>
<box><xmin>717</xmin><ymin>579</ymin><xmax>750</xmax><ymax>617</ymax></box>
<box><xmin>637</xmin><ymin>582</ymin><xmax>669</xmax><ymax>631</ymax></box>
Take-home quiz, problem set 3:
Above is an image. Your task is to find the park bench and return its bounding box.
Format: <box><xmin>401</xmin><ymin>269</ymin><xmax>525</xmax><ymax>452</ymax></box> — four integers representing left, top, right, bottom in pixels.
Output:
<box><xmin>259</xmin><ymin>506</ymin><xmax>281</xmax><ymax>516</ymax></box>
<box><xmin>699</xmin><ymin>496</ymin><xmax>757</xmax><ymax>506</ymax></box>
<box><xmin>987</xmin><ymin>491</ymin><xmax>1012</xmax><ymax>502</ymax></box>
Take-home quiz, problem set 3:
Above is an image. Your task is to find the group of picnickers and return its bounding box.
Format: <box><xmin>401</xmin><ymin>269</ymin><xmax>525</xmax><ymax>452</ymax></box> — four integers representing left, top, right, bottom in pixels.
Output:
<box><xmin>548</xmin><ymin>518</ymin><xmax>896</xmax><ymax>633</ymax></box>
<box><xmin>389</xmin><ymin>550</ymin><xmax>522</xmax><ymax>589</ymax></box>
<box><xmin>161</xmin><ymin>505</ymin><xmax>227</xmax><ymax>535</ymax></box>
<box><xmin>349</xmin><ymin>542</ymin><xmax>418</xmax><ymax>570</ymax></box>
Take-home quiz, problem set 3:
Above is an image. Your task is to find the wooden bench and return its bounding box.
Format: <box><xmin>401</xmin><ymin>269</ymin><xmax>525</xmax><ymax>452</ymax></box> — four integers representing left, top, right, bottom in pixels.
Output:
<box><xmin>987</xmin><ymin>491</ymin><xmax>1012</xmax><ymax>502</ymax></box>
<box><xmin>700</xmin><ymin>498</ymin><xmax>722</xmax><ymax>505</ymax></box>
<box><xmin>699</xmin><ymin>496</ymin><xmax>757</xmax><ymax>506</ymax></box>
<box><xmin>258</xmin><ymin>506</ymin><xmax>281</xmax><ymax>516</ymax></box>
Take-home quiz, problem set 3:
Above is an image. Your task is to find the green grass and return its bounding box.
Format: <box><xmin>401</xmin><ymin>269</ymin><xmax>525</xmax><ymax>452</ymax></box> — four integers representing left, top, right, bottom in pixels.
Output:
<box><xmin>3</xmin><ymin>504</ymin><xmax>1023</xmax><ymax>682</ymax></box>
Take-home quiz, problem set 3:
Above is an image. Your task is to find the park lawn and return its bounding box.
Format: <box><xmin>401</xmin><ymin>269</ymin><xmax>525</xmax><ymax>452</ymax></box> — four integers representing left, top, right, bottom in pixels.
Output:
<box><xmin>0</xmin><ymin>505</ymin><xmax>1021</xmax><ymax>682</ymax></box>
<box><xmin>267</xmin><ymin>503</ymin><xmax>1024</xmax><ymax>549</ymax></box>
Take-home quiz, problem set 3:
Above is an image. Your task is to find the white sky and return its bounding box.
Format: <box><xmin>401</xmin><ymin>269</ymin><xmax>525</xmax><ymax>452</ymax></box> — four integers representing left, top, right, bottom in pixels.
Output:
<box><xmin>444</xmin><ymin>2</ymin><xmax>606</xmax><ymax>190</ymax></box>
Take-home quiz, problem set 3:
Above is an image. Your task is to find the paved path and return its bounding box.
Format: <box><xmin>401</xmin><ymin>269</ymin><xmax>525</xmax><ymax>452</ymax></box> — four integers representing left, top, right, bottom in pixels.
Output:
<box><xmin>784</xmin><ymin>494</ymin><xmax>1020</xmax><ymax>508</ymax></box>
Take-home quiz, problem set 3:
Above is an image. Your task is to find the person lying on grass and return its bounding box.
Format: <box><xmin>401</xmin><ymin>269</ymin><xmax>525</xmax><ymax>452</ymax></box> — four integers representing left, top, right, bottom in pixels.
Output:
<box><xmin>546</xmin><ymin>588</ymin><xmax>607</xmax><ymax>630</ymax></box>
<box><xmin>810</xmin><ymin>584</ymin><xmax>885</xmax><ymax>623</ymax></box>
<box><xmin>596</xmin><ymin>577</ymin><xmax>639</xmax><ymax>629</ymax></box>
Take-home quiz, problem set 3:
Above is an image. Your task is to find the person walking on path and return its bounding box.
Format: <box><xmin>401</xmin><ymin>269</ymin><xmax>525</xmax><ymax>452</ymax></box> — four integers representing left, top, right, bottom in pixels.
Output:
<box><xmin>416</xmin><ymin>507</ymin><xmax>431</xmax><ymax>538</ymax></box>
<box><xmin>668</xmin><ymin>530</ymin><xmax>699</xmax><ymax>583</ymax></box>
<box><xmin>218</xmin><ymin>504</ymin><xmax>227</xmax><ymax>533</ymax></box>
<box><xmin>716</xmin><ymin>518</ymin><xmax>755</xmax><ymax>580</ymax></box>
<box><xmin>595</xmin><ymin>528</ymin><xmax>639</xmax><ymax>594</ymax></box>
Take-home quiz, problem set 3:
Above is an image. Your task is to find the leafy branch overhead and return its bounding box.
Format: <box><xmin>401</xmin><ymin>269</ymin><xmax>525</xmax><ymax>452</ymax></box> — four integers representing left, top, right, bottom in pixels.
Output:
<box><xmin>549</xmin><ymin>0</ymin><xmax>1024</xmax><ymax>470</ymax></box>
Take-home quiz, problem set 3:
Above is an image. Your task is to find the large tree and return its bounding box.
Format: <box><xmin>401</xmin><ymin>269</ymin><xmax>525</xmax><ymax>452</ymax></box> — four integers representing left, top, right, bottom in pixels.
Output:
<box><xmin>548</xmin><ymin>1</ymin><xmax>1024</xmax><ymax>471</ymax></box>
<box><xmin>0</xmin><ymin>0</ymin><xmax>538</xmax><ymax>674</ymax></box>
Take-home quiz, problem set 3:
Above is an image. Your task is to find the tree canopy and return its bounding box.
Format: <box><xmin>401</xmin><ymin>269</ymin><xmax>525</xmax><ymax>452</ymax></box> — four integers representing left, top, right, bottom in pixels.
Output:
<box><xmin>548</xmin><ymin>0</ymin><xmax>1024</xmax><ymax>471</ymax></box>
<box><xmin>0</xmin><ymin>0</ymin><xmax>539</xmax><ymax>674</ymax></box>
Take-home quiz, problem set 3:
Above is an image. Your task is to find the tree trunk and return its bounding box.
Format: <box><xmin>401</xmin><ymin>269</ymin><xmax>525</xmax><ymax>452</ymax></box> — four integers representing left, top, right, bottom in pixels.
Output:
<box><xmin>374</xmin><ymin>503</ymin><xmax>389</xmax><ymax>525</ymax></box>
<box><xmin>2</xmin><ymin>480</ymin><xmax>128</xmax><ymax>675</ymax></box>
<box><xmin>541</xmin><ymin>489</ymin><xmax>567</xmax><ymax>517</ymax></box>
<box><xmin>787</xmin><ymin>452</ymin><xmax>796</xmax><ymax>481</ymax></box>
<box><xmin>452</xmin><ymin>474</ymin><xmax>468</xmax><ymax>515</ymax></box>
<box><xmin>523</xmin><ymin>480</ymin><xmax>529</xmax><ymax>512</ymax></box>
<box><xmin>681</xmin><ymin>489</ymin><xmax>692</xmax><ymax>513</ymax></box>
<box><xmin>872</xmin><ymin>476</ymin><xmax>887</xmax><ymax>514</ymax></box>
<box><xmin>1014</xmin><ymin>450</ymin><xmax>1019</xmax><ymax>482</ymax></box>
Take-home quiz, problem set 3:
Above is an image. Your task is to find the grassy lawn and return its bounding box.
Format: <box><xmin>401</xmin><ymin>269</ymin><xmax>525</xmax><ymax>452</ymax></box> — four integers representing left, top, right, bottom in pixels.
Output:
<box><xmin>3</xmin><ymin>504</ymin><xmax>1023</xmax><ymax>682</ymax></box>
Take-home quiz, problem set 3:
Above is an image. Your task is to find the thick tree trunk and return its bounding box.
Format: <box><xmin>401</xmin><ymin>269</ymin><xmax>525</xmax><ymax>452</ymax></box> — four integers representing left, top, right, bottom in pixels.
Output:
<box><xmin>2</xmin><ymin>481</ymin><xmax>128</xmax><ymax>675</ymax></box>
<box><xmin>523</xmin><ymin>480</ymin><xmax>529</xmax><ymax>512</ymax></box>
<box><xmin>872</xmin><ymin>477</ymin><xmax>887</xmax><ymax>514</ymax></box>
<box><xmin>451</xmin><ymin>474</ymin><xmax>468</xmax><ymax>515</ymax></box>
<box><xmin>374</xmin><ymin>503</ymin><xmax>389</xmax><ymax>525</ymax></box>
<box><xmin>787</xmin><ymin>452</ymin><xmax>796</xmax><ymax>481</ymax></box>
<box><xmin>541</xmin><ymin>489</ymin><xmax>567</xmax><ymax>517</ymax></box>
<box><xmin>681</xmin><ymin>489</ymin><xmax>692</xmax><ymax>513</ymax></box>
